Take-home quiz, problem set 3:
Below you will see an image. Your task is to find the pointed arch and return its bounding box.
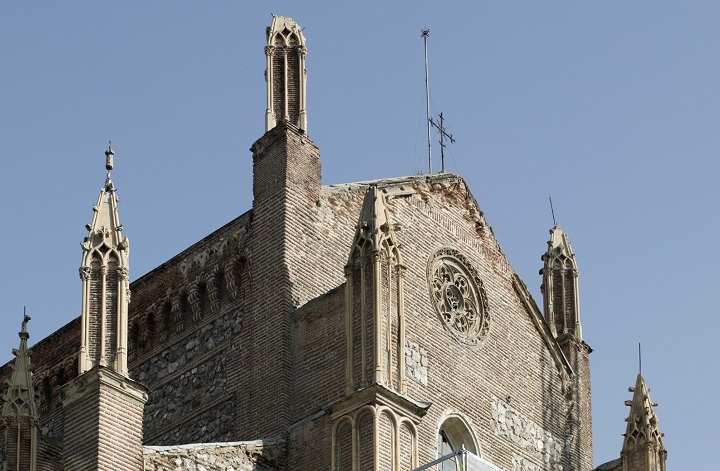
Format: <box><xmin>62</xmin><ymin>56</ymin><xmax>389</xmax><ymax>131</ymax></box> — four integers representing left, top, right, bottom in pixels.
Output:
<box><xmin>437</xmin><ymin>411</ymin><xmax>481</xmax><ymax>458</ymax></box>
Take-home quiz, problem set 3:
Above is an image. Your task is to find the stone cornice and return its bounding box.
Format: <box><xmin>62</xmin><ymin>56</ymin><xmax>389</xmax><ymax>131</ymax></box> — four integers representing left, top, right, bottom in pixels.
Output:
<box><xmin>327</xmin><ymin>383</ymin><xmax>430</xmax><ymax>423</ymax></box>
<box><xmin>60</xmin><ymin>366</ymin><xmax>148</xmax><ymax>408</ymax></box>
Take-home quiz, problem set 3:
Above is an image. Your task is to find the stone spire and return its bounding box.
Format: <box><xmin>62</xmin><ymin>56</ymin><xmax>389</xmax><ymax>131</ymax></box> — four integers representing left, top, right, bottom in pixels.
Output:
<box><xmin>264</xmin><ymin>15</ymin><xmax>308</xmax><ymax>132</ymax></box>
<box><xmin>1</xmin><ymin>314</ymin><xmax>38</xmax><ymax>471</ymax></box>
<box><xmin>78</xmin><ymin>144</ymin><xmax>131</xmax><ymax>376</ymax></box>
<box><xmin>62</xmin><ymin>146</ymin><xmax>147</xmax><ymax>471</ymax></box>
<box><xmin>621</xmin><ymin>374</ymin><xmax>667</xmax><ymax>471</ymax></box>
<box><xmin>541</xmin><ymin>225</ymin><xmax>582</xmax><ymax>341</ymax></box>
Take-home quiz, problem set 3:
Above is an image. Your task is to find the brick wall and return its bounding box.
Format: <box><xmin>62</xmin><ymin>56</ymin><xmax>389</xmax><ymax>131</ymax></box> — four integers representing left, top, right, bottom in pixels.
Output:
<box><xmin>61</xmin><ymin>368</ymin><xmax>146</xmax><ymax>471</ymax></box>
<box><xmin>0</xmin><ymin>165</ymin><xmax>594</xmax><ymax>471</ymax></box>
<box><xmin>283</xmin><ymin>173</ymin><xmax>592</xmax><ymax>470</ymax></box>
<box><xmin>243</xmin><ymin>122</ymin><xmax>320</xmax><ymax>439</ymax></box>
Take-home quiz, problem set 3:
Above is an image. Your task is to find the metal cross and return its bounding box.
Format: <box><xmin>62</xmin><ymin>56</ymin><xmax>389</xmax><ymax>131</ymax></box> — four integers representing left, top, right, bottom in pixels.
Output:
<box><xmin>430</xmin><ymin>112</ymin><xmax>455</xmax><ymax>172</ymax></box>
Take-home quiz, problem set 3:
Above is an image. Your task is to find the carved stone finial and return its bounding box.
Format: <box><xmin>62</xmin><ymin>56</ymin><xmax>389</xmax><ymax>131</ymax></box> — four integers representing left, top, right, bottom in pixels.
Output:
<box><xmin>105</xmin><ymin>142</ymin><xmax>114</xmax><ymax>172</ymax></box>
<box><xmin>20</xmin><ymin>312</ymin><xmax>31</xmax><ymax>339</ymax></box>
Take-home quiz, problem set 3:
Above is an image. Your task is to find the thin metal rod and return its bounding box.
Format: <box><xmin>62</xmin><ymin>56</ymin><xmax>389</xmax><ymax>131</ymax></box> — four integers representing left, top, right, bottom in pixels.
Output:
<box><xmin>411</xmin><ymin>449</ymin><xmax>462</xmax><ymax>471</ymax></box>
<box><xmin>422</xmin><ymin>28</ymin><xmax>432</xmax><ymax>174</ymax></box>
<box><xmin>639</xmin><ymin>343</ymin><xmax>642</xmax><ymax>374</ymax></box>
<box><xmin>549</xmin><ymin>197</ymin><xmax>557</xmax><ymax>226</ymax></box>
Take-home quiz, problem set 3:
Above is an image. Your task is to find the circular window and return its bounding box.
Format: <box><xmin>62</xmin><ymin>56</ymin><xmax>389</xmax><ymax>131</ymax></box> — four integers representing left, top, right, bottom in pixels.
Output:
<box><xmin>428</xmin><ymin>248</ymin><xmax>490</xmax><ymax>346</ymax></box>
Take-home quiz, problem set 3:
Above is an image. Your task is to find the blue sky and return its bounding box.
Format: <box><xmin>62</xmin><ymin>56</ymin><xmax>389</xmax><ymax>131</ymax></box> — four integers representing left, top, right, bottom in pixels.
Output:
<box><xmin>2</xmin><ymin>2</ymin><xmax>717</xmax><ymax>468</ymax></box>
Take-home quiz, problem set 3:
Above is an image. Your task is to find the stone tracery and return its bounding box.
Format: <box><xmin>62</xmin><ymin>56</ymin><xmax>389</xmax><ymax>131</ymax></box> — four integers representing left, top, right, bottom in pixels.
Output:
<box><xmin>427</xmin><ymin>248</ymin><xmax>489</xmax><ymax>346</ymax></box>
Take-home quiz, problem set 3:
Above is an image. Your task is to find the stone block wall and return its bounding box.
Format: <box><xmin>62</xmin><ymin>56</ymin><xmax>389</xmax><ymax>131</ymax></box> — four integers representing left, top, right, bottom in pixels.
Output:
<box><xmin>143</xmin><ymin>439</ymin><xmax>285</xmax><ymax>471</ymax></box>
<box><xmin>132</xmin><ymin>310</ymin><xmax>242</xmax><ymax>444</ymax></box>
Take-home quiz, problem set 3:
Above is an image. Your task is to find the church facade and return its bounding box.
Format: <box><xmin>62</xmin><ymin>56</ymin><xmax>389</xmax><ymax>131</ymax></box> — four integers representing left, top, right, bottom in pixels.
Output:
<box><xmin>0</xmin><ymin>16</ymin><xmax>666</xmax><ymax>471</ymax></box>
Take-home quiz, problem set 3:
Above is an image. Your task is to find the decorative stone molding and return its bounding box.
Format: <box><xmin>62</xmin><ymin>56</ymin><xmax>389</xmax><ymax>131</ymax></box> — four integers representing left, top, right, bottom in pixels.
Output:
<box><xmin>60</xmin><ymin>366</ymin><xmax>149</xmax><ymax>407</ymax></box>
<box><xmin>188</xmin><ymin>283</ymin><xmax>202</xmax><ymax>322</ymax></box>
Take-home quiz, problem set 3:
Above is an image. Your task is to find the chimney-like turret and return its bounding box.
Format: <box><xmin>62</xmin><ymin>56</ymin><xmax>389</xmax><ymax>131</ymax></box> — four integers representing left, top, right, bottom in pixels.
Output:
<box><xmin>61</xmin><ymin>146</ymin><xmax>147</xmax><ymax>471</ymax></box>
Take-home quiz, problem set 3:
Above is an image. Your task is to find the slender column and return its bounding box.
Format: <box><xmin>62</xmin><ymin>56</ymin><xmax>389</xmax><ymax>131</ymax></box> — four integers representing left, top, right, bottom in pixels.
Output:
<box><xmin>385</xmin><ymin>259</ymin><xmax>392</xmax><ymax>386</ymax></box>
<box><xmin>298</xmin><ymin>45</ymin><xmax>308</xmax><ymax>130</ymax></box>
<box><xmin>372</xmin><ymin>250</ymin><xmax>383</xmax><ymax>383</ymax></box>
<box><xmin>116</xmin><ymin>267</ymin><xmax>129</xmax><ymax>375</ymax></box>
<box><xmin>397</xmin><ymin>264</ymin><xmax>406</xmax><ymax>394</ymax></box>
<box><xmin>559</xmin><ymin>264</ymin><xmax>567</xmax><ymax>333</ymax></box>
<box><xmin>99</xmin><ymin>264</ymin><xmax>108</xmax><ymax>367</ymax></box>
<box><xmin>572</xmin><ymin>268</ymin><xmax>582</xmax><ymax>341</ymax></box>
<box><xmin>345</xmin><ymin>265</ymin><xmax>354</xmax><ymax>394</ymax></box>
<box><xmin>79</xmin><ymin>267</ymin><xmax>91</xmax><ymax>372</ymax></box>
<box><xmin>360</xmin><ymin>254</ymin><xmax>367</xmax><ymax>386</ymax></box>
<box><xmin>265</xmin><ymin>46</ymin><xmax>276</xmax><ymax>131</ymax></box>
<box><xmin>545</xmin><ymin>267</ymin><xmax>556</xmax><ymax>336</ymax></box>
<box><xmin>283</xmin><ymin>51</ymin><xmax>289</xmax><ymax>121</ymax></box>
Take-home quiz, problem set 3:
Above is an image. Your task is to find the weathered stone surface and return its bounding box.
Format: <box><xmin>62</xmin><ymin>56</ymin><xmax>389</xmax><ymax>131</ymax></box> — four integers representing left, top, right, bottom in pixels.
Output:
<box><xmin>405</xmin><ymin>340</ymin><xmax>428</xmax><ymax>386</ymax></box>
<box><xmin>148</xmin><ymin>399</ymin><xmax>236</xmax><ymax>446</ymax></box>
<box><xmin>512</xmin><ymin>454</ymin><xmax>544</xmax><ymax>471</ymax></box>
<box><xmin>143</xmin><ymin>439</ymin><xmax>285</xmax><ymax>471</ymax></box>
<box><xmin>131</xmin><ymin>311</ymin><xmax>241</xmax><ymax>444</ymax></box>
<box><xmin>491</xmin><ymin>398</ymin><xmax>563</xmax><ymax>470</ymax></box>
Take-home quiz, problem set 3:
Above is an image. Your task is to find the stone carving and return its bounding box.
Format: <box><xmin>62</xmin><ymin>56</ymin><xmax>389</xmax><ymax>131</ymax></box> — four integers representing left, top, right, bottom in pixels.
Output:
<box><xmin>176</xmin><ymin>225</ymin><xmax>251</xmax><ymax>282</ymax></box>
<box><xmin>491</xmin><ymin>398</ymin><xmax>563</xmax><ymax>471</ymax></box>
<box><xmin>405</xmin><ymin>340</ymin><xmax>428</xmax><ymax>385</ymax></box>
<box><xmin>427</xmin><ymin>248</ymin><xmax>490</xmax><ymax>346</ymax></box>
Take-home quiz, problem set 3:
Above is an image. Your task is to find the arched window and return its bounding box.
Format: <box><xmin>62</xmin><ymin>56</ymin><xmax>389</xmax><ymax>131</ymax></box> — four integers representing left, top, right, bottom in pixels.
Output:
<box><xmin>438</xmin><ymin>413</ymin><xmax>480</xmax><ymax>470</ymax></box>
<box><xmin>438</xmin><ymin>430</ymin><xmax>458</xmax><ymax>471</ymax></box>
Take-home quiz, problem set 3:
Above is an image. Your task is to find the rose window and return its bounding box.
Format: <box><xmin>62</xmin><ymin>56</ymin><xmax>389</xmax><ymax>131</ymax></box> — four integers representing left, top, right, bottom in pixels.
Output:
<box><xmin>428</xmin><ymin>248</ymin><xmax>489</xmax><ymax>346</ymax></box>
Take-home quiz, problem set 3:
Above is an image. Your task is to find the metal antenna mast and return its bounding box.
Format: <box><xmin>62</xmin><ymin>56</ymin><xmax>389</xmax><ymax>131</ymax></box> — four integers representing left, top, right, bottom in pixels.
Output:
<box><xmin>430</xmin><ymin>112</ymin><xmax>455</xmax><ymax>172</ymax></box>
<box><xmin>421</xmin><ymin>28</ymin><xmax>432</xmax><ymax>174</ymax></box>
